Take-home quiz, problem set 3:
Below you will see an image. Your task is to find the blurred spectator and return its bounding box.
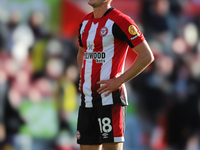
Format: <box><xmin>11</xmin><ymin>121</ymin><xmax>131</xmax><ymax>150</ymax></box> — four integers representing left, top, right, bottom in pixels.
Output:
<box><xmin>31</xmin><ymin>39</ymin><xmax>48</xmax><ymax>79</ymax></box>
<box><xmin>56</xmin><ymin>64</ymin><xmax>79</xmax><ymax>150</ymax></box>
<box><xmin>28</xmin><ymin>11</ymin><xmax>51</xmax><ymax>41</ymax></box>
<box><xmin>14</xmin><ymin>78</ymin><xmax>59</xmax><ymax>150</ymax></box>
<box><xmin>166</xmin><ymin>59</ymin><xmax>200</xmax><ymax>149</ymax></box>
<box><xmin>142</xmin><ymin>0</ymin><xmax>170</xmax><ymax>34</ymax></box>
<box><xmin>11</xmin><ymin>24</ymin><xmax>34</xmax><ymax>63</ymax></box>
<box><xmin>142</xmin><ymin>0</ymin><xmax>174</xmax><ymax>56</ymax></box>
<box><xmin>0</xmin><ymin>21</ymin><xmax>7</xmax><ymax>51</ymax></box>
<box><xmin>28</xmin><ymin>11</ymin><xmax>52</xmax><ymax>79</ymax></box>
<box><xmin>123</xmin><ymin>83</ymin><xmax>147</xmax><ymax>150</ymax></box>
<box><xmin>3</xmin><ymin>87</ymin><xmax>24</xmax><ymax>150</ymax></box>
<box><xmin>0</xmin><ymin>71</ymin><xmax>8</xmax><ymax>144</ymax></box>
<box><xmin>6</xmin><ymin>10</ymin><xmax>22</xmax><ymax>52</ymax></box>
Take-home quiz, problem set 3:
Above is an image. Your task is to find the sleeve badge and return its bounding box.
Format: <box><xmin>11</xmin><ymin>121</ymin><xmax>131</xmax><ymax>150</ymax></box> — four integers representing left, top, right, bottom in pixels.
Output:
<box><xmin>128</xmin><ymin>25</ymin><xmax>139</xmax><ymax>35</ymax></box>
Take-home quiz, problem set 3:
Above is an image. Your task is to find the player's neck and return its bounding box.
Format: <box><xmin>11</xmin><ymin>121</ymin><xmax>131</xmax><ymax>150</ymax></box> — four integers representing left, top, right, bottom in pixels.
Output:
<box><xmin>93</xmin><ymin>4</ymin><xmax>111</xmax><ymax>19</ymax></box>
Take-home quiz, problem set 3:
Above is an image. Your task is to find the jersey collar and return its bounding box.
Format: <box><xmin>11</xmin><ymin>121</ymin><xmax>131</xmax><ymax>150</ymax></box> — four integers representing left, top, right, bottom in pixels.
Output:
<box><xmin>104</xmin><ymin>7</ymin><xmax>114</xmax><ymax>16</ymax></box>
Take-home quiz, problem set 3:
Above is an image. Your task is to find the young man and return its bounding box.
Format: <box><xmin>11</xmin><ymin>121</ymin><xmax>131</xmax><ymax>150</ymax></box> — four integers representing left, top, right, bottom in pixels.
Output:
<box><xmin>77</xmin><ymin>0</ymin><xmax>154</xmax><ymax>150</ymax></box>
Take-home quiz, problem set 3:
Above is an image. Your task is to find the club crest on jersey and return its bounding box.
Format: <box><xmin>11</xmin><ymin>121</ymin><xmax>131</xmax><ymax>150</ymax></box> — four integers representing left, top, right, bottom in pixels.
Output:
<box><xmin>128</xmin><ymin>25</ymin><xmax>139</xmax><ymax>36</ymax></box>
<box><xmin>84</xmin><ymin>52</ymin><xmax>106</xmax><ymax>63</ymax></box>
<box><xmin>100</xmin><ymin>27</ymin><xmax>108</xmax><ymax>37</ymax></box>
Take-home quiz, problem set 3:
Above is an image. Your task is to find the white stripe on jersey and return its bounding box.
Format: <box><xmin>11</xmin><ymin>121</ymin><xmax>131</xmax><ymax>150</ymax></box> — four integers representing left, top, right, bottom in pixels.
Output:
<box><xmin>83</xmin><ymin>22</ymin><xmax>99</xmax><ymax>108</ymax></box>
<box><xmin>100</xmin><ymin>19</ymin><xmax>115</xmax><ymax>106</ymax></box>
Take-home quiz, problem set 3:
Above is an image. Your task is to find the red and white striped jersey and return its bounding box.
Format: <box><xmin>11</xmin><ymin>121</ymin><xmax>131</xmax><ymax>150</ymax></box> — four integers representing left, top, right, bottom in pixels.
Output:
<box><xmin>78</xmin><ymin>7</ymin><xmax>145</xmax><ymax>108</ymax></box>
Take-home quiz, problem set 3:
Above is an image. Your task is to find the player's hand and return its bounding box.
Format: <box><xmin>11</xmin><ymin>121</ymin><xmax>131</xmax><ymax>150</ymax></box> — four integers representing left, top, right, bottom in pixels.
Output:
<box><xmin>96</xmin><ymin>77</ymin><xmax>122</xmax><ymax>97</ymax></box>
<box><xmin>79</xmin><ymin>75</ymin><xmax>81</xmax><ymax>91</ymax></box>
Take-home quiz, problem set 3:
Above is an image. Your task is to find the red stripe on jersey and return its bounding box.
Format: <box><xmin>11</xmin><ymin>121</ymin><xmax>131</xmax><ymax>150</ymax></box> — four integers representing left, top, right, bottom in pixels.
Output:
<box><xmin>112</xmin><ymin>103</ymin><xmax>124</xmax><ymax>137</ymax></box>
<box><xmin>110</xmin><ymin>38</ymin><xmax>128</xmax><ymax>78</ymax></box>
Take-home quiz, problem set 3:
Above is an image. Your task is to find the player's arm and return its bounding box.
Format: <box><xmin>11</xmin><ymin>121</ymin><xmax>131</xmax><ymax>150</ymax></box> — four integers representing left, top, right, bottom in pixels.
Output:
<box><xmin>77</xmin><ymin>46</ymin><xmax>84</xmax><ymax>74</ymax></box>
<box><xmin>119</xmin><ymin>40</ymin><xmax>154</xmax><ymax>83</ymax></box>
<box><xmin>77</xmin><ymin>46</ymin><xmax>84</xmax><ymax>91</ymax></box>
<box><xmin>97</xmin><ymin>40</ymin><xmax>154</xmax><ymax>96</ymax></box>
<box><xmin>77</xmin><ymin>21</ymin><xmax>84</xmax><ymax>74</ymax></box>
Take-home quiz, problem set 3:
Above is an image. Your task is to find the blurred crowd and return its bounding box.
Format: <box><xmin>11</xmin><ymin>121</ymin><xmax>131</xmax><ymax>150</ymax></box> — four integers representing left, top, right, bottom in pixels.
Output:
<box><xmin>0</xmin><ymin>8</ymin><xmax>80</xmax><ymax>150</ymax></box>
<box><xmin>0</xmin><ymin>0</ymin><xmax>200</xmax><ymax>150</ymax></box>
<box><xmin>125</xmin><ymin>0</ymin><xmax>200</xmax><ymax>150</ymax></box>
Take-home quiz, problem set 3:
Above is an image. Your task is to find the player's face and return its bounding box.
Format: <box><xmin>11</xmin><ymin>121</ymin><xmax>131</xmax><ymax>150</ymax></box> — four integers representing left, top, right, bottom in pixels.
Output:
<box><xmin>88</xmin><ymin>0</ymin><xmax>108</xmax><ymax>8</ymax></box>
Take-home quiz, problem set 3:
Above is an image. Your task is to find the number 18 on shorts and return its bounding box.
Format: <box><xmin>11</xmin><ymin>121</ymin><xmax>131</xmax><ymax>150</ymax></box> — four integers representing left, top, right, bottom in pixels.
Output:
<box><xmin>77</xmin><ymin>103</ymin><xmax>126</xmax><ymax>145</ymax></box>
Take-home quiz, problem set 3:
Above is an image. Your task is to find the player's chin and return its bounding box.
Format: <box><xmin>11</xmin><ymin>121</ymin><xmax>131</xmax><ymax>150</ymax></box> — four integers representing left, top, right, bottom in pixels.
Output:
<box><xmin>88</xmin><ymin>2</ymin><xmax>94</xmax><ymax>7</ymax></box>
<box><xmin>88</xmin><ymin>0</ymin><xmax>96</xmax><ymax>7</ymax></box>
<box><xmin>87</xmin><ymin>0</ymin><xmax>93</xmax><ymax>4</ymax></box>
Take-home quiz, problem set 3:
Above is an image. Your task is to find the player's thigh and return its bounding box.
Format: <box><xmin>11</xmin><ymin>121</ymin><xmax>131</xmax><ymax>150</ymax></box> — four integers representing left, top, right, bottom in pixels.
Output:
<box><xmin>77</xmin><ymin>106</ymin><xmax>101</xmax><ymax>145</ymax></box>
<box><xmin>98</xmin><ymin>103</ymin><xmax>126</xmax><ymax>143</ymax></box>
<box><xmin>80</xmin><ymin>144</ymin><xmax>102</xmax><ymax>150</ymax></box>
<box><xmin>103</xmin><ymin>142</ymin><xmax>123</xmax><ymax>150</ymax></box>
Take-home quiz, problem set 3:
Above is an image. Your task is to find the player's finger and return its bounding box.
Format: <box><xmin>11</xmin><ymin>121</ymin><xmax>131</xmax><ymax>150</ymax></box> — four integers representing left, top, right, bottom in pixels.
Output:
<box><xmin>79</xmin><ymin>83</ymin><xmax>81</xmax><ymax>90</ymax></box>
<box><xmin>79</xmin><ymin>77</ymin><xmax>81</xmax><ymax>91</ymax></box>
<box><xmin>97</xmin><ymin>84</ymin><xmax>108</xmax><ymax>93</ymax></box>
<box><xmin>96</xmin><ymin>80</ymin><xmax>107</xmax><ymax>84</ymax></box>
<box><xmin>104</xmin><ymin>90</ymin><xmax>112</xmax><ymax>97</ymax></box>
<box><xmin>98</xmin><ymin>87</ymin><xmax>110</xmax><ymax>94</ymax></box>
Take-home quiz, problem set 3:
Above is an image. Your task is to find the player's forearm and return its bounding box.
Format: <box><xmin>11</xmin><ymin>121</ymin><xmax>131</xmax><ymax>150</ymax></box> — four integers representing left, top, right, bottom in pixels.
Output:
<box><xmin>77</xmin><ymin>52</ymin><xmax>84</xmax><ymax>74</ymax></box>
<box><xmin>77</xmin><ymin>47</ymin><xmax>85</xmax><ymax>74</ymax></box>
<box><xmin>118</xmin><ymin>41</ymin><xmax>154</xmax><ymax>85</ymax></box>
<box><xmin>118</xmin><ymin>53</ymin><xmax>154</xmax><ymax>85</ymax></box>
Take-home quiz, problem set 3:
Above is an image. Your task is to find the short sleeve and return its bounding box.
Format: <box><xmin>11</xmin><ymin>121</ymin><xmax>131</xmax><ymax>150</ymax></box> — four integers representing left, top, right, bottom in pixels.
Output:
<box><xmin>113</xmin><ymin>14</ymin><xmax>145</xmax><ymax>48</ymax></box>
